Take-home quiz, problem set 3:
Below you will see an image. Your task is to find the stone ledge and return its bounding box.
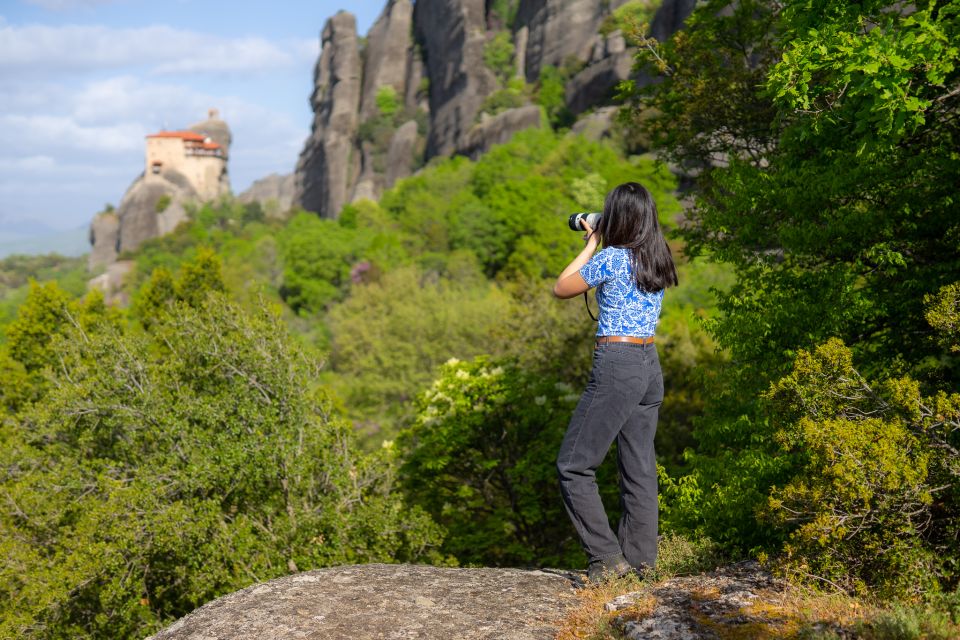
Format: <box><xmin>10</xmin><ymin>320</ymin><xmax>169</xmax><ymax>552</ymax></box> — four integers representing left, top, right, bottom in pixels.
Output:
<box><xmin>147</xmin><ymin>563</ymin><xmax>580</xmax><ymax>640</ymax></box>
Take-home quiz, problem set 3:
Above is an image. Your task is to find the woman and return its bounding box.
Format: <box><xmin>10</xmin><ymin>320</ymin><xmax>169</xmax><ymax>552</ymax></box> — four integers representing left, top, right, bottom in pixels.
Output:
<box><xmin>553</xmin><ymin>181</ymin><xmax>678</xmax><ymax>583</ymax></box>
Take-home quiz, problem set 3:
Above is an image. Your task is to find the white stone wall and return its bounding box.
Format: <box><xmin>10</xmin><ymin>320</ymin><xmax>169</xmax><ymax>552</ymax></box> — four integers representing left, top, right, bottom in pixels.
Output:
<box><xmin>145</xmin><ymin>136</ymin><xmax>226</xmax><ymax>200</ymax></box>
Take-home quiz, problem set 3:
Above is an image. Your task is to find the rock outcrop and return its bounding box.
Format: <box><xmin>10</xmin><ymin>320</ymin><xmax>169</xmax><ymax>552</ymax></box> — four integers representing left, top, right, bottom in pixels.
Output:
<box><xmin>87</xmin><ymin>259</ymin><xmax>134</xmax><ymax>306</ymax></box>
<box><xmin>649</xmin><ymin>0</ymin><xmax>698</xmax><ymax>44</ymax></box>
<box><xmin>459</xmin><ymin>105</ymin><xmax>543</xmax><ymax>159</ymax></box>
<box><xmin>413</xmin><ymin>0</ymin><xmax>499</xmax><ymax>159</ymax></box>
<box><xmin>570</xmin><ymin>105</ymin><xmax>618</xmax><ymax>141</ymax></box>
<box><xmin>237</xmin><ymin>173</ymin><xmax>295</xmax><ymax>216</ymax></box>
<box><xmin>146</xmin><ymin>563</ymin><xmax>577</xmax><ymax>640</ymax></box>
<box><xmin>385</xmin><ymin>119</ymin><xmax>420</xmax><ymax>188</ymax></box>
<box><xmin>565</xmin><ymin>31</ymin><xmax>635</xmax><ymax>115</ymax></box>
<box><xmin>514</xmin><ymin>0</ymin><xmax>630</xmax><ymax>82</ymax></box>
<box><xmin>88</xmin><ymin>211</ymin><xmax>119</xmax><ymax>270</ymax></box>
<box><xmin>291</xmin><ymin>0</ymin><xmax>699</xmax><ymax>217</ymax></box>
<box><xmin>114</xmin><ymin>170</ymin><xmax>193</xmax><ymax>254</ymax></box>
<box><xmin>294</xmin><ymin>11</ymin><xmax>363</xmax><ymax>219</ymax></box>
<box><xmin>602</xmin><ymin>562</ymin><xmax>837</xmax><ymax>640</ymax></box>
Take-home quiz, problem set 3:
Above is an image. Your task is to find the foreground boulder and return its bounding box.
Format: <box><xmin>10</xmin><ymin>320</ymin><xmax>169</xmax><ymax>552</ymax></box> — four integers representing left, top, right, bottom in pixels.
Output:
<box><xmin>147</xmin><ymin>563</ymin><xmax>578</xmax><ymax>640</ymax></box>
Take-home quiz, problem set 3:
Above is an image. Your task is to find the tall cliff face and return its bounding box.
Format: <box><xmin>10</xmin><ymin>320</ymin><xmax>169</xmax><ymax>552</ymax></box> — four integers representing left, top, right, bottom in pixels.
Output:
<box><xmin>360</xmin><ymin>0</ymin><xmax>415</xmax><ymax>122</ymax></box>
<box><xmin>293</xmin><ymin>11</ymin><xmax>363</xmax><ymax>218</ymax></box>
<box><xmin>513</xmin><ymin>0</ymin><xmax>630</xmax><ymax>82</ymax></box>
<box><xmin>413</xmin><ymin>0</ymin><xmax>499</xmax><ymax>158</ymax></box>
<box><xmin>292</xmin><ymin>0</ymin><xmax>697</xmax><ymax>218</ymax></box>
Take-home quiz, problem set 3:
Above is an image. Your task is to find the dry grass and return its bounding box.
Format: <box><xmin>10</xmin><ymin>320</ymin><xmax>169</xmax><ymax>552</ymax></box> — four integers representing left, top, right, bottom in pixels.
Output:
<box><xmin>746</xmin><ymin>589</ymin><xmax>881</xmax><ymax>628</ymax></box>
<box><xmin>552</xmin><ymin>567</ymin><xmax>925</xmax><ymax>640</ymax></box>
<box><xmin>554</xmin><ymin>573</ymin><xmax>654</xmax><ymax>640</ymax></box>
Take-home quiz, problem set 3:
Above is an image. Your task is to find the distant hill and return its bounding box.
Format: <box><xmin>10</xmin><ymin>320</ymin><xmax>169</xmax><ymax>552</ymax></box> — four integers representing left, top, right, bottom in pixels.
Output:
<box><xmin>0</xmin><ymin>225</ymin><xmax>89</xmax><ymax>259</ymax></box>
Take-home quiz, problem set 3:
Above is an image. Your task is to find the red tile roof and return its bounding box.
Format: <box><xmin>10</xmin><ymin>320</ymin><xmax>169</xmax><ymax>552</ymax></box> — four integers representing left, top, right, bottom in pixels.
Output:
<box><xmin>146</xmin><ymin>130</ymin><xmax>206</xmax><ymax>141</ymax></box>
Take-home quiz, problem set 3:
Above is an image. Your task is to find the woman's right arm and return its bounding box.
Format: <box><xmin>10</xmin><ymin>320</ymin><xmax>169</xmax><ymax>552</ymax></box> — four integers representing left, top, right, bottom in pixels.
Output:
<box><xmin>553</xmin><ymin>222</ymin><xmax>600</xmax><ymax>299</ymax></box>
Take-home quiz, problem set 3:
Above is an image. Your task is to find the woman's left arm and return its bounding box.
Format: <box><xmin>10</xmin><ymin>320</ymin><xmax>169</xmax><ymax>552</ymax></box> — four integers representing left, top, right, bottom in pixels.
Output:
<box><xmin>553</xmin><ymin>223</ymin><xmax>600</xmax><ymax>299</ymax></box>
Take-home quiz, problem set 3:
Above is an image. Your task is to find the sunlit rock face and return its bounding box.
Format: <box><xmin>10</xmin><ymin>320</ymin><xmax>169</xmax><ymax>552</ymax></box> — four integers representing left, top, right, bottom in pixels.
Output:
<box><xmin>146</xmin><ymin>563</ymin><xmax>577</xmax><ymax>640</ymax></box>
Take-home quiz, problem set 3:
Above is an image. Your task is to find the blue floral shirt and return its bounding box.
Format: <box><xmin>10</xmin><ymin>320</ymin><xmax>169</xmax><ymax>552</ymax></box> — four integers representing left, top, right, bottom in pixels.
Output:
<box><xmin>578</xmin><ymin>246</ymin><xmax>664</xmax><ymax>337</ymax></box>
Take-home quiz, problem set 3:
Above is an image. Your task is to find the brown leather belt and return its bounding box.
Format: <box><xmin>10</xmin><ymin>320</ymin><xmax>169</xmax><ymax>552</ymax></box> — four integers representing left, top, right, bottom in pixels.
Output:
<box><xmin>596</xmin><ymin>335</ymin><xmax>655</xmax><ymax>346</ymax></box>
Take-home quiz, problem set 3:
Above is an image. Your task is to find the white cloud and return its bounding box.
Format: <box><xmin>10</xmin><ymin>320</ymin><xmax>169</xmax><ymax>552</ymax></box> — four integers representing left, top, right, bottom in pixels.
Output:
<box><xmin>23</xmin><ymin>0</ymin><xmax>117</xmax><ymax>10</ymax></box>
<box><xmin>0</xmin><ymin>113</ymin><xmax>146</xmax><ymax>153</ymax></box>
<box><xmin>0</xmin><ymin>155</ymin><xmax>56</xmax><ymax>171</ymax></box>
<box><xmin>0</xmin><ymin>22</ymin><xmax>297</xmax><ymax>75</ymax></box>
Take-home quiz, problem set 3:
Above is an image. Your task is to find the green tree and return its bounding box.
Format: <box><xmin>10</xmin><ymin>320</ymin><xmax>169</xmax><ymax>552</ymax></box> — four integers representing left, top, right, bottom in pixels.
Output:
<box><xmin>324</xmin><ymin>263</ymin><xmax>512</xmax><ymax>437</ymax></box>
<box><xmin>399</xmin><ymin>356</ymin><xmax>621</xmax><ymax>567</ymax></box>
<box><xmin>483</xmin><ymin>31</ymin><xmax>515</xmax><ymax>83</ymax></box>
<box><xmin>0</xmin><ymin>292</ymin><xmax>444</xmax><ymax>639</ymax></box>
<box><xmin>374</xmin><ymin>85</ymin><xmax>399</xmax><ymax>118</ymax></box>
<box><xmin>622</xmin><ymin>0</ymin><xmax>960</xmax><ymax>587</ymax></box>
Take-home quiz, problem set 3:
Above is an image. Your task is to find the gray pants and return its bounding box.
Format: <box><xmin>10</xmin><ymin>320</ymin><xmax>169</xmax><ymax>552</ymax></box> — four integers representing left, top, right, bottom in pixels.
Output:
<box><xmin>557</xmin><ymin>341</ymin><xmax>663</xmax><ymax>569</ymax></box>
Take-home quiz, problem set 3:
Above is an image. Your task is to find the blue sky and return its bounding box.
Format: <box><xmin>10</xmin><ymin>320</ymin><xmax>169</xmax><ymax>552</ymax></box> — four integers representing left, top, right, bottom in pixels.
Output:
<box><xmin>0</xmin><ymin>0</ymin><xmax>384</xmax><ymax>233</ymax></box>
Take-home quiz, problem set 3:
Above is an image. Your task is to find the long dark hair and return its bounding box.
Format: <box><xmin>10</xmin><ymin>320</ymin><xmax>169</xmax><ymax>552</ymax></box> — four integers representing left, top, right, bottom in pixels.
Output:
<box><xmin>596</xmin><ymin>182</ymin><xmax>678</xmax><ymax>292</ymax></box>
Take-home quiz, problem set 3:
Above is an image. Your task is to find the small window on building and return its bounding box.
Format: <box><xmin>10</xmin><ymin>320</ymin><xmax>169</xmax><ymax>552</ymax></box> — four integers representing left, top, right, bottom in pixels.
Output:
<box><xmin>151</xmin><ymin>162</ymin><xmax>162</xmax><ymax>174</ymax></box>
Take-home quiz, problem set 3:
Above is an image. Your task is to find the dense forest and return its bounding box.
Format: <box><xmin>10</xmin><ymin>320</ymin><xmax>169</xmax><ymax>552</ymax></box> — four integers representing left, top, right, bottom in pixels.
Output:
<box><xmin>1</xmin><ymin>1</ymin><xmax>958</xmax><ymax>638</ymax></box>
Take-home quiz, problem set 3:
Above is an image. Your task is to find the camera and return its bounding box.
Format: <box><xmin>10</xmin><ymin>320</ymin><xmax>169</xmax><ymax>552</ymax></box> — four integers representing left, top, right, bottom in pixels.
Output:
<box><xmin>568</xmin><ymin>212</ymin><xmax>601</xmax><ymax>231</ymax></box>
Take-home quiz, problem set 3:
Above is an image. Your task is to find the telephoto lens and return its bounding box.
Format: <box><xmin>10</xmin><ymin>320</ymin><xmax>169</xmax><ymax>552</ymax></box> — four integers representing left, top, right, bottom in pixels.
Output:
<box><xmin>568</xmin><ymin>212</ymin><xmax>601</xmax><ymax>231</ymax></box>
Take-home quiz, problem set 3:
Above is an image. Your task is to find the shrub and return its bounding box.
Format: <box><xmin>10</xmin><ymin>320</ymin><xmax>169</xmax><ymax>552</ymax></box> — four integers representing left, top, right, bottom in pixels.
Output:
<box><xmin>763</xmin><ymin>338</ymin><xmax>959</xmax><ymax>597</ymax></box>
<box><xmin>483</xmin><ymin>31</ymin><xmax>515</xmax><ymax>83</ymax></box>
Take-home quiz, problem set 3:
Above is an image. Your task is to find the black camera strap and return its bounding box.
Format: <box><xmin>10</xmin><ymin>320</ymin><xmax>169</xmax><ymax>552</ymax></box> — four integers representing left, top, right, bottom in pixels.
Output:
<box><xmin>583</xmin><ymin>291</ymin><xmax>598</xmax><ymax>322</ymax></box>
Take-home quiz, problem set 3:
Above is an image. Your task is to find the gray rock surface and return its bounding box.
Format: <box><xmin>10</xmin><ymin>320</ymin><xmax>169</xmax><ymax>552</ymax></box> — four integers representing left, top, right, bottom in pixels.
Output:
<box><xmin>88</xmin><ymin>211</ymin><xmax>119</xmax><ymax>270</ymax></box>
<box><xmin>115</xmin><ymin>170</ymin><xmax>196</xmax><ymax>255</ymax></box>
<box><xmin>570</xmin><ymin>106</ymin><xmax>618</xmax><ymax>141</ymax></box>
<box><xmin>360</xmin><ymin>0</ymin><xmax>414</xmax><ymax>122</ymax></box>
<box><xmin>404</xmin><ymin>48</ymin><xmax>429</xmax><ymax>113</ymax></box>
<box><xmin>458</xmin><ymin>105</ymin><xmax>542</xmax><ymax>159</ymax></box>
<box><xmin>87</xmin><ymin>259</ymin><xmax>134</xmax><ymax>306</ymax></box>
<box><xmin>606</xmin><ymin>562</ymin><xmax>799</xmax><ymax>640</ymax></box>
<box><xmin>649</xmin><ymin>0</ymin><xmax>697</xmax><ymax>44</ymax></box>
<box><xmin>294</xmin><ymin>11</ymin><xmax>362</xmax><ymax>218</ymax></box>
<box><xmin>146</xmin><ymin>563</ymin><xmax>578</xmax><ymax>640</ymax></box>
<box><xmin>238</xmin><ymin>173</ymin><xmax>296</xmax><ymax>216</ymax></box>
<box><xmin>565</xmin><ymin>49</ymin><xmax>635</xmax><ymax>115</ymax></box>
<box><xmin>413</xmin><ymin>0</ymin><xmax>499</xmax><ymax>158</ymax></box>
<box><xmin>351</xmin><ymin>140</ymin><xmax>382</xmax><ymax>203</ymax></box>
<box><xmin>514</xmin><ymin>0</ymin><xmax>630</xmax><ymax>82</ymax></box>
<box><xmin>385</xmin><ymin>119</ymin><xmax>420</xmax><ymax>188</ymax></box>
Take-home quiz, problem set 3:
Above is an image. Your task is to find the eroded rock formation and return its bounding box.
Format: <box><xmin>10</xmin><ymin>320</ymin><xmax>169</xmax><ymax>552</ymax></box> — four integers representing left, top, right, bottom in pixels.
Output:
<box><xmin>514</xmin><ymin>0</ymin><xmax>630</xmax><ymax>82</ymax></box>
<box><xmin>459</xmin><ymin>105</ymin><xmax>543</xmax><ymax>159</ymax></box>
<box><xmin>294</xmin><ymin>11</ymin><xmax>362</xmax><ymax>219</ymax></box>
<box><xmin>146</xmin><ymin>563</ymin><xmax>577</xmax><ymax>640</ymax></box>
<box><xmin>360</xmin><ymin>0</ymin><xmax>415</xmax><ymax>122</ymax></box>
<box><xmin>413</xmin><ymin>0</ymin><xmax>500</xmax><ymax>159</ymax></box>
<box><xmin>237</xmin><ymin>173</ymin><xmax>295</xmax><ymax>216</ymax></box>
<box><xmin>292</xmin><ymin>0</ymin><xmax>699</xmax><ymax>218</ymax></box>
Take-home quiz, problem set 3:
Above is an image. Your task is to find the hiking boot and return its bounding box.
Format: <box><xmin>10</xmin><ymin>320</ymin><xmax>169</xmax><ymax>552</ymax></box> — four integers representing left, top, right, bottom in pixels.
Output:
<box><xmin>586</xmin><ymin>554</ymin><xmax>633</xmax><ymax>584</ymax></box>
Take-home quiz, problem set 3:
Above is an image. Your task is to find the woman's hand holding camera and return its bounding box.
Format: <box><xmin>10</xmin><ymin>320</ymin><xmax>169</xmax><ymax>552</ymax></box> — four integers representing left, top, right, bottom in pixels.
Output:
<box><xmin>582</xmin><ymin>220</ymin><xmax>600</xmax><ymax>247</ymax></box>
